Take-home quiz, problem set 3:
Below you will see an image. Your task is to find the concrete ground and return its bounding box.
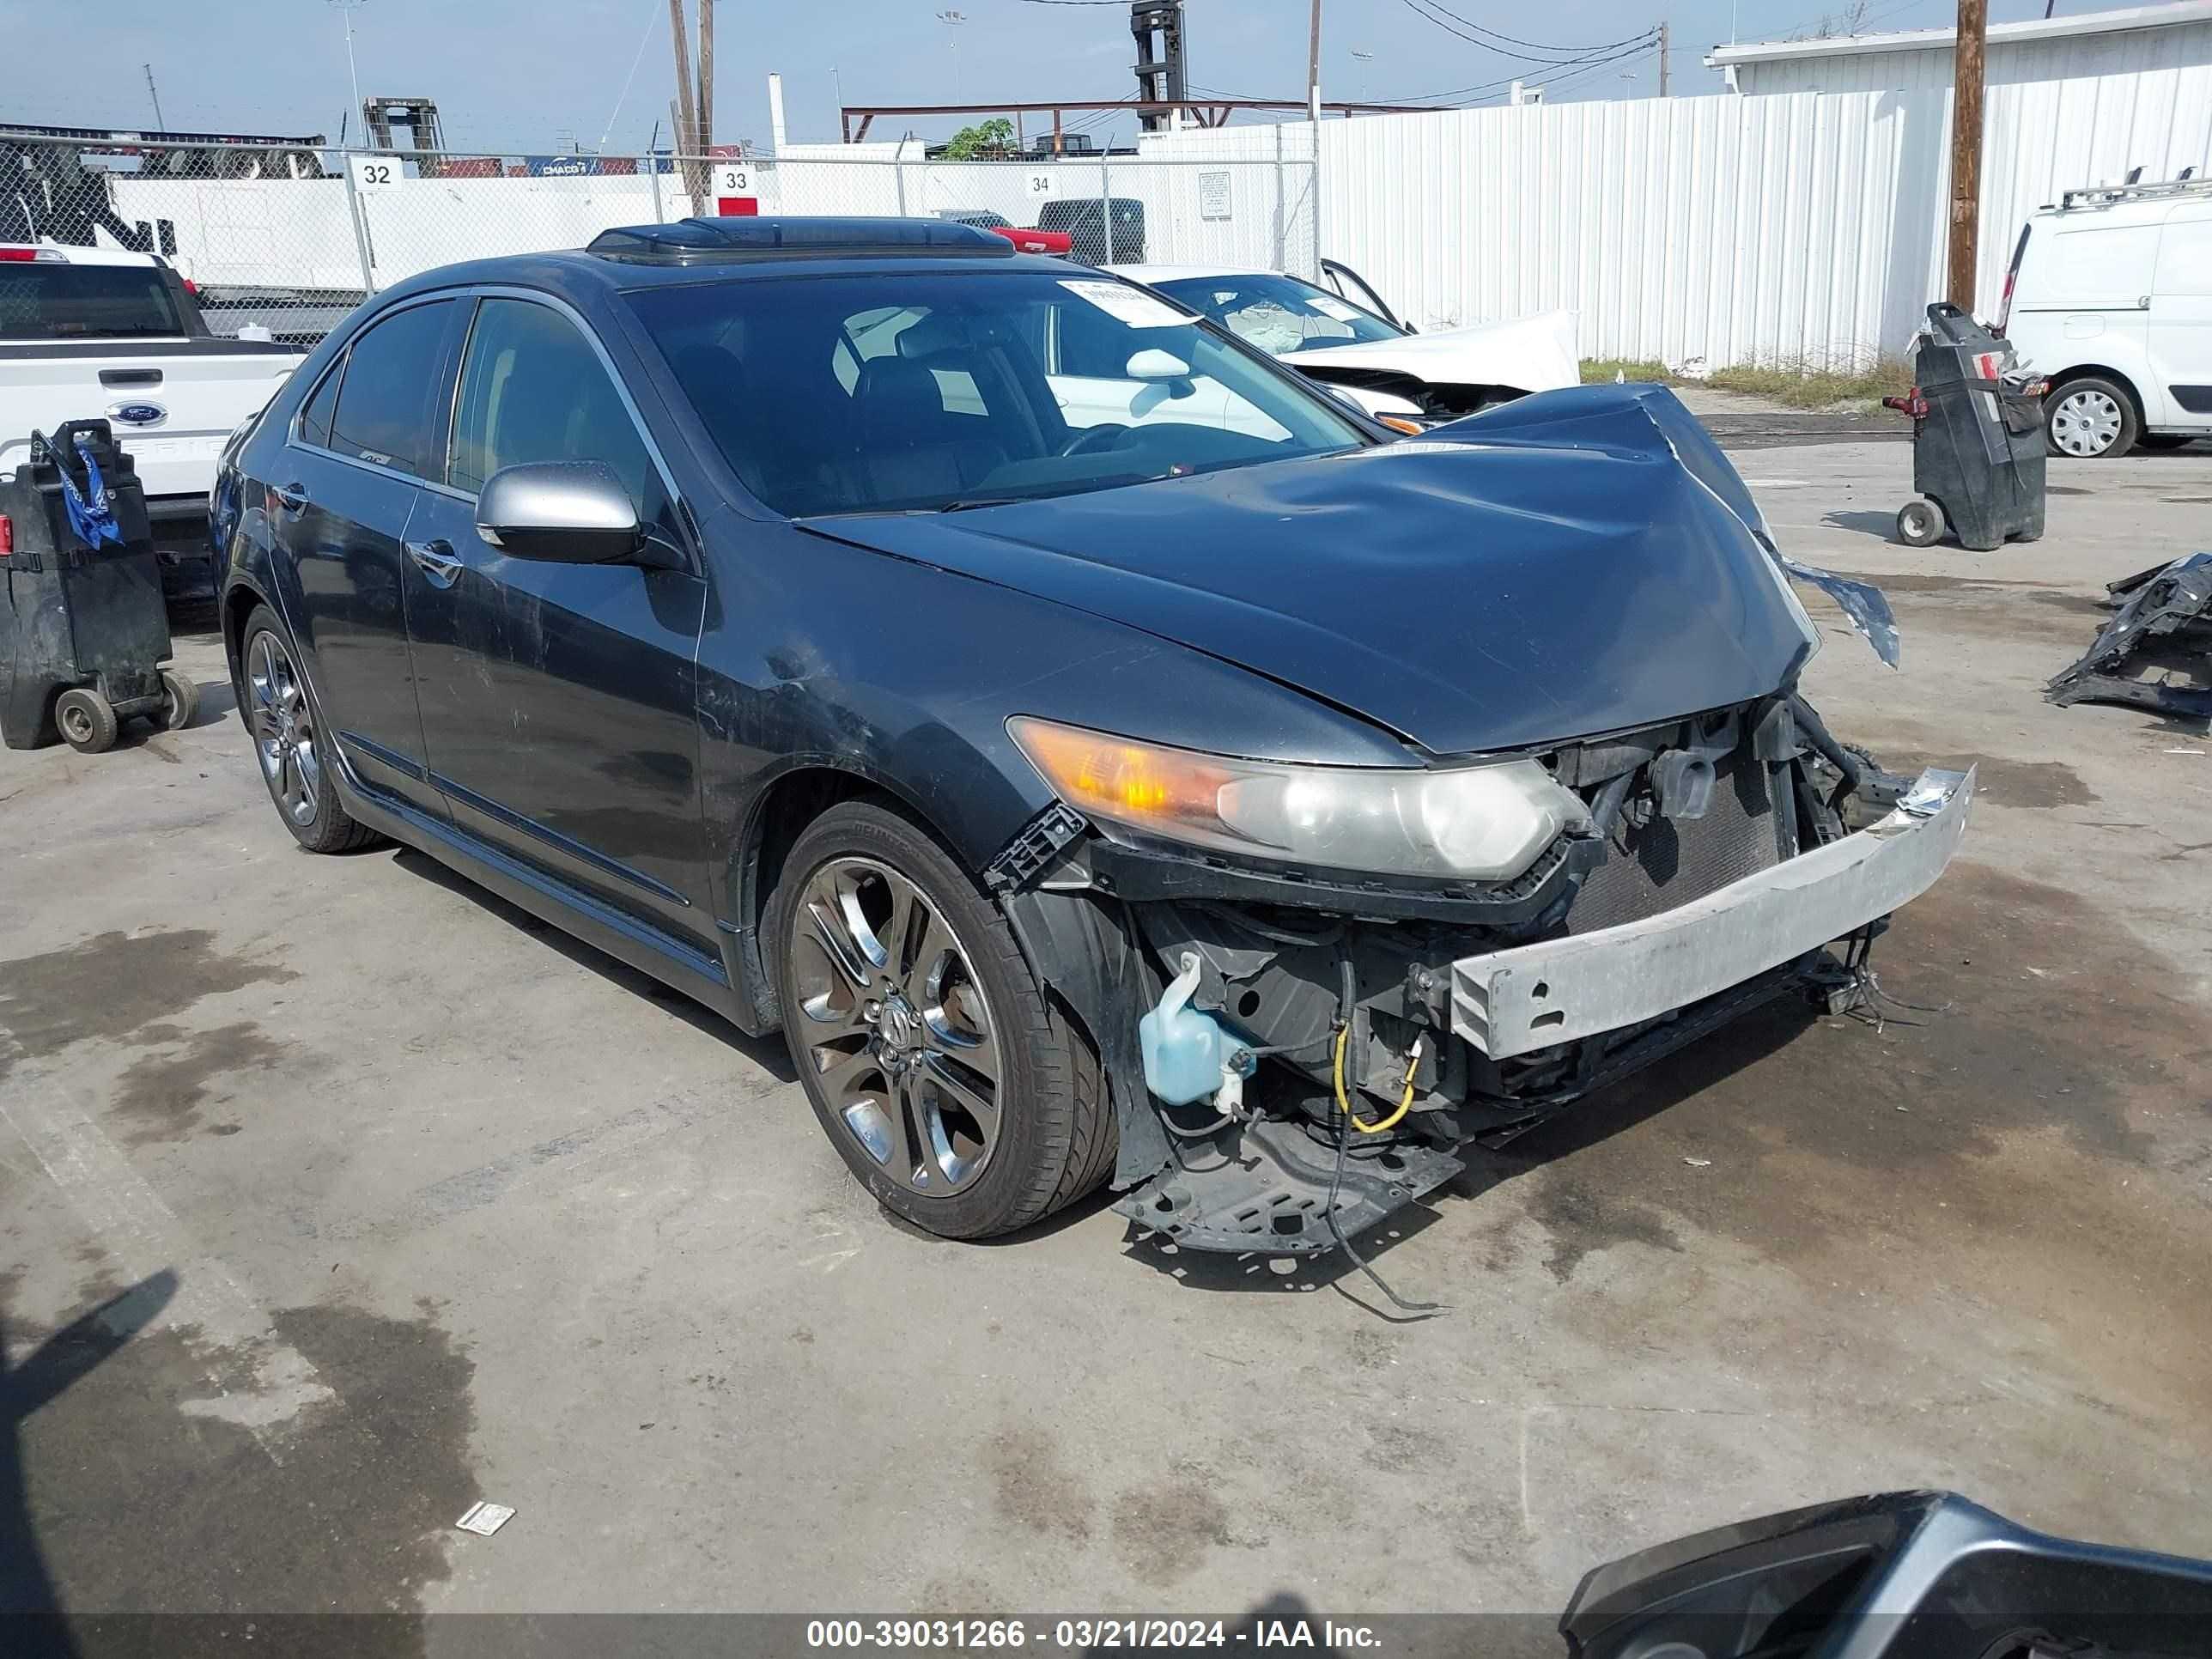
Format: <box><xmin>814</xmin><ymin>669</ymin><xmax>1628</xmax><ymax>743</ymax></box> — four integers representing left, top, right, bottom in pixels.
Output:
<box><xmin>3</xmin><ymin>424</ymin><xmax>2209</xmax><ymax>1651</ymax></box>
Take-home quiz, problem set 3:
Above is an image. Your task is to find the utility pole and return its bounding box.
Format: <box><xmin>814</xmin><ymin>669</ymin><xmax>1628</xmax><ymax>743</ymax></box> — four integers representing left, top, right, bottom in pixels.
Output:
<box><xmin>668</xmin><ymin>0</ymin><xmax>698</xmax><ymax>153</ymax></box>
<box><xmin>697</xmin><ymin>0</ymin><xmax>715</xmax><ymax>154</ymax></box>
<box><xmin>1307</xmin><ymin>0</ymin><xmax>1322</xmax><ymax>125</ymax></box>
<box><xmin>1658</xmin><ymin>20</ymin><xmax>1670</xmax><ymax>96</ymax></box>
<box><xmin>1949</xmin><ymin>0</ymin><xmax>1987</xmax><ymax>310</ymax></box>
<box><xmin>143</xmin><ymin>64</ymin><xmax>167</xmax><ymax>131</ymax></box>
<box><xmin>667</xmin><ymin>0</ymin><xmax>702</xmax><ymax>208</ymax></box>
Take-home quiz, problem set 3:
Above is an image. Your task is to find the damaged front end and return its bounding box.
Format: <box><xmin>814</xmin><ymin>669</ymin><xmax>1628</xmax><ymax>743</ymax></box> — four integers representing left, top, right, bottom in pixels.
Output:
<box><xmin>998</xmin><ymin>698</ymin><xmax>1972</xmax><ymax>1256</ymax></box>
<box><xmin>975</xmin><ymin>386</ymin><xmax>1973</xmax><ymax>1258</ymax></box>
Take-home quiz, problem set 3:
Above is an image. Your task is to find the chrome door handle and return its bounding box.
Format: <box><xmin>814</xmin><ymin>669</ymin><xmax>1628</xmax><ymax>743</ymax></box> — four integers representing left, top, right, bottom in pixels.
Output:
<box><xmin>405</xmin><ymin>538</ymin><xmax>465</xmax><ymax>586</ymax></box>
<box><xmin>273</xmin><ymin>481</ymin><xmax>309</xmax><ymax>514</ymax></box>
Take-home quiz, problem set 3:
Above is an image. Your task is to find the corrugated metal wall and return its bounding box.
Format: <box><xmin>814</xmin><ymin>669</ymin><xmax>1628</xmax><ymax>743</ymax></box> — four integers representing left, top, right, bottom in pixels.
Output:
<box><xmin>1310</xmin><ymin>53</ymin><xmax>2211</xmax><ymax>368</ymax></box>
<box><xmin>1318</xmin><ymin>93</ymin><xmax>1943</xmax><ymax>368</ymax></box>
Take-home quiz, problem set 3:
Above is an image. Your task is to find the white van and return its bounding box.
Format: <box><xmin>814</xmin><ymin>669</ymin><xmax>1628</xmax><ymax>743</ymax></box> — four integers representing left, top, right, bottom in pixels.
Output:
<box><xmin>2000</xmin><ymin>177</ymin><xmax>2212</xmax><ymax>459</ymax></box>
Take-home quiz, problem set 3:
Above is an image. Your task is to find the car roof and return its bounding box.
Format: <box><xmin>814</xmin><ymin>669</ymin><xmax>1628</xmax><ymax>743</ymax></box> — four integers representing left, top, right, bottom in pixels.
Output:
<box><xmin>2</xmin><ymin>242</ymin><xmax>165</xmax><ymax>269</ymax></box>
<box><xmin>368</xmin><ymin>221</ymin><xmax>1078</xmax><ymax>312</ymax></box>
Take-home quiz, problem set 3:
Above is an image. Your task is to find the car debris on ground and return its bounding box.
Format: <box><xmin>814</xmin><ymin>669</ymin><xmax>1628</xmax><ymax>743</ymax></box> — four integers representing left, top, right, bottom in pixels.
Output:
<box><xmin>2045</xmin><ymin>552</ymin><xmax>2212</xmax><ymax>720</ymax></box>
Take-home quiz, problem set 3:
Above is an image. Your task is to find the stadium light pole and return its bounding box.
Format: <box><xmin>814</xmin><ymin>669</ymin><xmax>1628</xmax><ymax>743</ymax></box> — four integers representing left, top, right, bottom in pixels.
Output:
<box><xmin>328</xmin><ymin>0</ymin><xmax>366</xmax><ymax>137</ymax></box>
<box><xmin>936</xmin><ymin>11</ymin><xmax>967</xmax><ymax>107</ymax></box>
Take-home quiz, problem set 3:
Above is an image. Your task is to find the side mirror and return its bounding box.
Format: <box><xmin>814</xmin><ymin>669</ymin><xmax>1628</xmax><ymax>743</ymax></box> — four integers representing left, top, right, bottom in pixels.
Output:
<box><xmin>476</xmin><ymin>460</ymin><xmax>646</xmax><ymax>564</ymax></box>
<box><xmin>1125</xmin><ymin>348</ymin><xmax>1191</xmax><ymax>380</ymax></box>
<box><xmin>1125</xmin><ymin>347</ymin><xmax>1195</xmax><ymax>399</ymax></box>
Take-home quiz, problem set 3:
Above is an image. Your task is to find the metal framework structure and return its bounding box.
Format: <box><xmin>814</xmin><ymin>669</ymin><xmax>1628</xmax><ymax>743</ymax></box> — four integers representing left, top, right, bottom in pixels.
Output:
<box><xmin>362</xmin><ymin>96</ymin><xmax>445</xmax><ymax>154</ymax></box>
<box><xmin>838</xmin><ymin>97</ymin><xmax>1447</xmax><ymax>146</ymax></box>
<box><xmin>1131</xmin><ymin>1</ymin><xmax>1188</xmax><ymax>133</ymax></box>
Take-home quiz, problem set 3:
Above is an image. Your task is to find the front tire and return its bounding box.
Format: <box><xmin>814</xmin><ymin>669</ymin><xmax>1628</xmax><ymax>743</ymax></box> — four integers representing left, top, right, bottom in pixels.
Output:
<box><xmin>239</xmin><ymin>605</ymin><xmax>380</xmax><ymax>854</ymax></box>
<box><xmin>1896</xmin><ymin>498</ymin><xmax>1945</xmax><ymax>547</ymax></box>
<box><xmin>54</xmin><ymin>688</ymin><xmax>117</xmax><ymax>754</ymax></box>
<box><xmin>2045</xmin><ymin>376</ymin><xmax>2138</xmax><ymax>459</ymax></box>
<box><xmin>769</xmin><ymin>799</ymin><xmax>1113</xmax><ymax>1239</ymax></box>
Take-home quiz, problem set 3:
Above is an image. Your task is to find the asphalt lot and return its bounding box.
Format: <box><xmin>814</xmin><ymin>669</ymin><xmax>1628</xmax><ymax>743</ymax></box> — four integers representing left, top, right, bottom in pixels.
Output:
<box><xmin>3</xmin><ymin>413</ymin><xmax>2210</xmax><ymax>1650</ymax></box>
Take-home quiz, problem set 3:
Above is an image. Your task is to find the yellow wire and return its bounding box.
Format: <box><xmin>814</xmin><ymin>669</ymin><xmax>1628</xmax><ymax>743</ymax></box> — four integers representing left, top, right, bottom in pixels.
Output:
<box><xmin>1335</xmin><ymin>1025</ymin><xmax>1423</xmax><ymax>1135</ymax></box>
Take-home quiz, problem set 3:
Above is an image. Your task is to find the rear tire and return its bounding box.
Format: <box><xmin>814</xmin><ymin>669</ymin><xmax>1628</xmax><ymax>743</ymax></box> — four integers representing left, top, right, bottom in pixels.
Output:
<box><xmin>768</xmin><ymin>798</ymin><xmax>1113</xmax><ymax>1239</ymax></box>
<box><xmin>239</xmin><ymin>605</ymin><xmax>381</xmax><ymax>854</ymax></box>
<box><xmin>158</xmin><ymin>670</ymin><xmax>199</xmax><ymax>732</ymax></box>
<box><xmin>54</xmin><ymin>688</ymin><xmax>117</xmax><ymax>754</ymax></box>
<box><xmin>2045</xmin><ymin>375</ymin><xmax>2138</xmax><ymax>459</ymax></box>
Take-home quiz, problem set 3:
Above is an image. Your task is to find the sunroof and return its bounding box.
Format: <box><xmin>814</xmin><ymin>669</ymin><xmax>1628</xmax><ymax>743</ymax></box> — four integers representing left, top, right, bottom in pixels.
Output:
<box><xmin>586</xmin><ymin>216</ymin><xmax>1016</xmax><ymax>264</ymax></box>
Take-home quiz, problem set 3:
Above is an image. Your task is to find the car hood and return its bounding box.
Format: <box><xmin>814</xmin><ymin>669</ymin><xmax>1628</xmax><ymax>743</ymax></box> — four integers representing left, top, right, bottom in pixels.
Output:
<box><xmin>799</xmin><ymin>384</ymin><xmax>1823</xmax><ymax>757</ymax></box>
<box><xmin>1292</xmin><ymin>307</ymin><xmax>1580</xmax><ymax>394</ymax></box>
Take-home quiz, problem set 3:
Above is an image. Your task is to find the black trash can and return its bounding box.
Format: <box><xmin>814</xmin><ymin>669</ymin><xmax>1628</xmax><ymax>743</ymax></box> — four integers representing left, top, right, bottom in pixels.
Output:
<box><xmin>1891</xmin><ymin>302</ymin><xmax>2046</xmax><ymax>552</ymax></box>
<box><xmin>2</xmin><ymin>419</ymin><xmax>197</xmax><ymax>753</ymax></box>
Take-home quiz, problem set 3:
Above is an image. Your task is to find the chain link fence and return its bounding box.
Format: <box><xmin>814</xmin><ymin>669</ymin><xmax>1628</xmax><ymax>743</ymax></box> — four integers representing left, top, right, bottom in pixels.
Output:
<box><xmin>3</xmin><ymin>131</ymin><xmax>1319</xmax><ymax>344</ymax></box>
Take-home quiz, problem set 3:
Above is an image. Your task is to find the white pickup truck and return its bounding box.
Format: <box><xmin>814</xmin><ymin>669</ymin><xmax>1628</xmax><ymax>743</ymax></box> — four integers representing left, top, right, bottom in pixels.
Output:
<box><xmin>1</xmin><ymin>242</ymin><xmax>303</xmax><ymax>582</ymax></box>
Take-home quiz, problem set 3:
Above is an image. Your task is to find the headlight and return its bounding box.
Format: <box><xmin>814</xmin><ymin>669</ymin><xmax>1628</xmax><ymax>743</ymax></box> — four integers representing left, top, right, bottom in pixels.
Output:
<box><xmin>1008</xmin><ymin>716</ymin><xmax>1589</xmax><ymax>883</ymax></box>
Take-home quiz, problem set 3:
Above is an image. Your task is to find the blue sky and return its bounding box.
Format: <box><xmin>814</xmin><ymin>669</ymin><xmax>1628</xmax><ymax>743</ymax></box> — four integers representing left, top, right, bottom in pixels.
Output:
<box><xmin>21</xmin><ymin>0</ymin><xmax>2063</xmax><ymax>153</ymax></box>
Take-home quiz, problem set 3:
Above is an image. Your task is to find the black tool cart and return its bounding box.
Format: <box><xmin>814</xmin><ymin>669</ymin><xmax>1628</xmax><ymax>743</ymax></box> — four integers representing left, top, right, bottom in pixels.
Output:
<box><xmin>1884</xmin><ymin>301</ymin><xmax>2048</xmax><ymax>552</ymax></box>
<box><xmin>2</xmin><ymin>419</ymin><xmax>198</xmax><ymax>754</ymax></box>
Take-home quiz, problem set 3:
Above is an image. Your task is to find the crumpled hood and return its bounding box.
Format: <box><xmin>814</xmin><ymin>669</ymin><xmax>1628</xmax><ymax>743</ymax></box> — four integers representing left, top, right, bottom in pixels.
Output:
<box><xmin>1293</xmin><ymin>308</ymin><xmax>1580</xmax><ymax>395</ymax></box>
<box><xmin>800</xmin><ymin>384</ymin><xmax>1823</xmax><ymax>757</ymax></box>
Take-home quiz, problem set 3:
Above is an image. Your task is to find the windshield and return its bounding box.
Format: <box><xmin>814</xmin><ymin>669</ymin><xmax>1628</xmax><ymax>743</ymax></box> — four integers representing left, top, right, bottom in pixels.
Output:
<box><xmin>0</xmin><ymin>262</ymin><xmax>185</xmax><ymax>340</ymax></box>
<box><xmin>629</xmin><ymin>270</ymin><xmax>1366</xmax><ymax>518</ymax></box>
<box><xmin>1148</xmin><ymin>272</ymin><xmax>1402</xmax><ymax>357</ymax></box>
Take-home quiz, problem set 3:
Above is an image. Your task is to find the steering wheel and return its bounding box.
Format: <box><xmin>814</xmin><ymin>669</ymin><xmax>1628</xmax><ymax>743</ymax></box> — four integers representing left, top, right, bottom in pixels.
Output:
<box><xmin>1058</xmin><ymin>422</ymin><xmax>1133</xmax><ymax>458</ymax></box>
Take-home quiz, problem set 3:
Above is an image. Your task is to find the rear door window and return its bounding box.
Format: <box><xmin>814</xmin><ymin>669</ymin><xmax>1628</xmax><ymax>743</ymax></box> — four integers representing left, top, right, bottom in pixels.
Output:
<box><xmin>328</xmin><ymin>299</ymin><xmax>456</xmax><ymax>477</ymax></box>
<box><xmin>296</xmin><ymin>359</ymin><xmax>342</xmax><ymax>449</ymax></box>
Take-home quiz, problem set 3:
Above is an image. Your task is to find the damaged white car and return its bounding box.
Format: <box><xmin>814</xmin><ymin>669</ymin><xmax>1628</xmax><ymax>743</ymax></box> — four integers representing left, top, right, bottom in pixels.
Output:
<box><xmin>1113</xmin><ymin>260</ymin><xmax>1580</xmax><ymax>425</ymax></box>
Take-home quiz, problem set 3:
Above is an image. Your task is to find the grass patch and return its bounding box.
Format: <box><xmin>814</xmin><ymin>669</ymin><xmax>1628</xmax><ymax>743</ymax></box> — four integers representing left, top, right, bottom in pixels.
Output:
<box><xmin>1580</xmin><ymin>358</ymin><xmax>1675</xmax><ymax>385</ymax></box>
<box><xmin>1705</xmin><ymin>355</ymin><xmax>1911</xmax><ymax>410</ymax></box>
<box><xmin>1577</xmin><ymin>354</ymin><xmax>1913</xmax><ymax>409</ymax></box>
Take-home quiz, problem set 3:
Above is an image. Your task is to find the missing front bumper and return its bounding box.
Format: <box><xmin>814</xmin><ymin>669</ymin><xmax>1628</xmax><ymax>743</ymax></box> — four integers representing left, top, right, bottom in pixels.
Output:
<box><xmin>1452</xmin><ymin>766</ymin><xmax>1974</xmax><ymax>1061</ymax></box>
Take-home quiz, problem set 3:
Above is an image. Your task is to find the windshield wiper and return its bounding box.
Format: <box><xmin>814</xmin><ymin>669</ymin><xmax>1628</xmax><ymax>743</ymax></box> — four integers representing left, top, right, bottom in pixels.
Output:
<box><xmin>936</xmin><ymin>496</ymin><xmax>1026</xmax><ymax>513</ymax></box>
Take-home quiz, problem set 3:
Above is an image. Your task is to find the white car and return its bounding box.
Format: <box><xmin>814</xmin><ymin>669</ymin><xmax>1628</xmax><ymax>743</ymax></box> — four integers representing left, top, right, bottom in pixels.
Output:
<box><xmin>1111</xmin><ymin>261</ymin><xmax>1579</xmax><ymax>425</ymax></box>
<box><xmin>0</xmin><ymin>242</ymin><xmax>303</xmax><ymax>519</ymax></box>
<box><xmin>1999</xmin><ymin>175</ymin><xmax>2212</xmax><ymax>459</ymax></box>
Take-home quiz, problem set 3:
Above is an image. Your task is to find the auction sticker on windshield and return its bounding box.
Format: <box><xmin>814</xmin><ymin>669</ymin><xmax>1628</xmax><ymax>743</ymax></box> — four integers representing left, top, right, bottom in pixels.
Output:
<box><xmin>1308</xmin><ymin>295</ymin><xmax>1364</xmax><ymax>323</ymax></box>
<box><xmin>1060</xmin><ymin>279</ymin><xmax>1188</xmax><ymax>329</ymax></box>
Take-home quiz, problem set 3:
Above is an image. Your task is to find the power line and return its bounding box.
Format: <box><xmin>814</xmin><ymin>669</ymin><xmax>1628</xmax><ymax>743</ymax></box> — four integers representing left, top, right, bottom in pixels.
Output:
<box><xmin>1375</xmin><ymin>33</ymin><xmax>1659</xmax><ymax>104</ymax></box>
<box><xmin>1422</xmin><ymin>36</ymin><xmax>1662</xmax><ymax>106</ymax></box>
<box><xmin>1401</xmin><ymin>0</ymin><xmax>1668</xmax><ymax>57</ymax></box>
<box><xmin>1392</xmin><ymin>0</ymin><xmax>1657</xmax><ymax>64</ymax></box>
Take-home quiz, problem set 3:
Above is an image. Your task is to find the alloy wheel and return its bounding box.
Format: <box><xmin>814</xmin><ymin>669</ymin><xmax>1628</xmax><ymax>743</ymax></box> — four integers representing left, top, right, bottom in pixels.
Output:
<box><xmin>246</xmin><ymin>631</ymin><xmax>321</xmax><ymax>828</ymax></box>
<box><xmin>2051</xmin><ymin>388</ymin><xmax>2124</xmax><ymax>457</ymax></box>
<box><xmin>789</xmin><ymin>856</ymin><xmax>1002</xmax><ymax>1198</ymax></box>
